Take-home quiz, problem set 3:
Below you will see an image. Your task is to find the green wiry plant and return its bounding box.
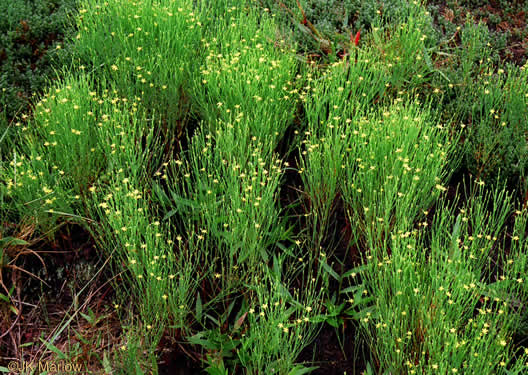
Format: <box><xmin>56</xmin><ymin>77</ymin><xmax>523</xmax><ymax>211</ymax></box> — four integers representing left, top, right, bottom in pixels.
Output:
<box><xmin>341</xmin><ymin>100</ymin><xmax>459</xmax><ymax>252</ymax></box>
<box><xmin>70</xmin><ymin>0</ymin><xmax>202</xmax><ymax>137</ymax></box>
<box><xmin>359</xmin><ymin>182</ymin><xmax>528</xmax><ymax>373</ymax></box>
<box><xmin>299</xmin><ymin>55</ymin><xmax>389</xmax><ymax>251</ymax></box>
<box><xmin>463</xmin><ymin>64</ymin><xmax>528</xmax><ymax>195</ymax></box>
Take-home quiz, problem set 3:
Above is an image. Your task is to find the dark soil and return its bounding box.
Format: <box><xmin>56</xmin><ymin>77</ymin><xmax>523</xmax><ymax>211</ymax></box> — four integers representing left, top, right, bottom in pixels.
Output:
<box><xmin>0</xmin><ymin>224</ymin><xmax>121</xmax><ymax>370</ymax></box>
<box><xmin>157</xmin><ymin>335</ymin><xmax>203</xmax><ymax>375</ymax></box>
<box><xmin>298</xmin><ymin>322</ymin><xmax>366</xmax><ymax>375</ymax></box>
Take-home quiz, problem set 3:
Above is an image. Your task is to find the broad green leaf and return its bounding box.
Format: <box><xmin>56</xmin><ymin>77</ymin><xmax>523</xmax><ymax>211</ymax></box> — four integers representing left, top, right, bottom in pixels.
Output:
<box><xmin>288</xmin><ymin>365</ymin><xmax>318</xmax><ymax>375</ymax></box>
<box><xmin>321</xmin><ymin>261</ymin><xmax>340</xmax><ymax>281</ymax></box>
<box><xmin>342</xmin><ymin>264</ymin><xmax>367</xmax><ymax>278</ymax></box>
<box><xmin>188</xmin><ymin>332</ymin><xmax>217</xmax><ymax>351</ymax></box>
<box><xmin>39</xmin><ymin>337</ymin><xmax>67</xmax><ymax>360</ymax></box>
<box><xmin>340</xmin><ymin>284</ymin><xmax>364</xmax><ymax>295</ymax></box>
<box><xmin>225</xmin><ymin>299</ymin><xmax>237</xmax><ymax>324</ymax></box>
<box><xmin>0</xmin><ymin>237</ymin><xmax>29</xmax><ymax>248</ymax></box>
<box><xmin>0</xmin><ymin>293</ymin><xmax>9</xmax><ymax>303</ymax></box>
<box><xmin>102</xmin><ymin>352</ymin><xmax>112</xmax><ymax>374</ymax></box>
<box><xmin>80</xmin><ymin>311</ymin><xmax>94</xmax><ymax>325</ymax></box>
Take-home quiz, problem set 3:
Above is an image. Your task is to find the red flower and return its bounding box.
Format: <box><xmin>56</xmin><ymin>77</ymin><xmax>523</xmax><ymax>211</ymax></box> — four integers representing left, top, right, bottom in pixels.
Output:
<box><xmin>352</xmin><ymin>30</ymin><xmax>361</xmax><ymax>46</ymax></box>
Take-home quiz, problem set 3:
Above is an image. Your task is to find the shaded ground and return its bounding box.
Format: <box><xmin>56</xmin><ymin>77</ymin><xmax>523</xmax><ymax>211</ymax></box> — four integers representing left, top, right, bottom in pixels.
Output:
<box><xmin>0</xmin><ymin>224</ymin><xmax>121</xmax><ymax>372</ymax></box>
<box><xmin>298</xmin><ymin>322</ymin><xmax>366</xmax><ymax>375</ymax></box>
